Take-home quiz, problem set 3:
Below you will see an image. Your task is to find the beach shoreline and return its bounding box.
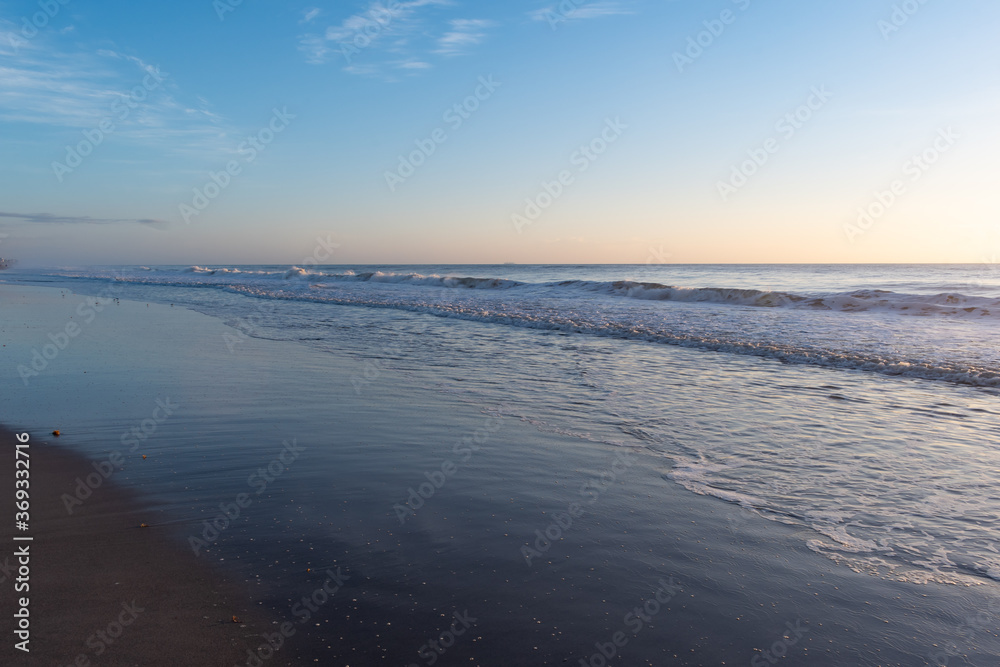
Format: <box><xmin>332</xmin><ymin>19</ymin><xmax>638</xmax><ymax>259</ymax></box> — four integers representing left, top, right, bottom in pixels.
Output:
<box><xmin>2</xmin><ymin>279</ymin><xmax>1000</xmax><ymax>665</ymax></box>
<box><xmin>0</xmin><ymin>424</ymin><xmax>298</xmax><ymax>666</ymax></box>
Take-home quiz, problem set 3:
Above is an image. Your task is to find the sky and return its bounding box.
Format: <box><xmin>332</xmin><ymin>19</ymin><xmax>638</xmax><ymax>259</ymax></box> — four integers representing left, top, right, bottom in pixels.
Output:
<box><xmin>0</xmin><ymin>0</ymin><xmax>997</xmax><ymax>265</ymax></box>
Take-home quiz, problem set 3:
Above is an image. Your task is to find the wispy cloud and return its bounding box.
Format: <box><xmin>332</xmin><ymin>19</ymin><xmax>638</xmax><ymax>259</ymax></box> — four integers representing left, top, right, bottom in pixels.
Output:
<box><xmin>529</xmin><ymin>1</ymin><xmax>633</xmax><ymax>24</ymax></box>
<box><xmin>396</xmin><ymin>59</ymin><xmax>432</xmax><ymax>69</ymax></box>
<box><xmin>298</xmin><ymin>0</ymin><xmax>492</xmax><ymax>75</ymax></box>
<box><xmin>0</xmin><ymin>211</ymin><xmax>167</xmax><ymax>225</ymax></box>
<box><xmin>435</xmin><ymin>18</ymin><xmax>494</xmax><ymax>56</ymax></box>
<box><xmin>324</xmin><ymin>0</ymin><xmax>450</xmax><ymax>42</ymax></box>
<box><xmin>297</xmin><ymin>33</ymin><xmax>331</xmax><ymax>64</ymax></box>
<box><xmin>0</xmin><ymin>21</ymin><xmax>234</xmax><ymax>157</ymax></box>
<box><xmin>300</xmin><ymin>0</ymin><xmax>445</xmax><ymax>66</ymax></box>
<box><xmin>300</xmin><ymin>7</ymin><xmax>321</xmax><ymax>24</ymax></box>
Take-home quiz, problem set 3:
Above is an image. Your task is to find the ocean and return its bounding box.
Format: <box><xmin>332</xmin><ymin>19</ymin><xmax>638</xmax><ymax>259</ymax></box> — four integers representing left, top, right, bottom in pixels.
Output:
<box><xmin>3</xmin><ymin>263</ymin><xmax>999</xmax><ymax>665</ymax></box>
<box><xmin>39</xmin><ymin>263</ymin><xmax>1000</xmax><ymax>386</ymax></box>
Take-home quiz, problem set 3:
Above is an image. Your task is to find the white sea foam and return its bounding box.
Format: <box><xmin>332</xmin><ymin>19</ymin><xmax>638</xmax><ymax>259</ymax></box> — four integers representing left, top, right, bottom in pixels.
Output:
<box><xmin>109</xmin><ymin>267</ymin><xmax>1000</xmax><ymax>317</ymax></box>
<box><xmin>48</xmin><ymin>265</ymin><xmax>1000</xmax><ymax>387</ymax></box>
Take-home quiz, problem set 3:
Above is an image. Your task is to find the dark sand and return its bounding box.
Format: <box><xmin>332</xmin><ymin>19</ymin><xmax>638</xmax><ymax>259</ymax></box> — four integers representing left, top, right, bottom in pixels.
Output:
<box><xmin>0</xmin><ymin>426</ymin><xmax>297</xmax><ymax>667</ymax></box>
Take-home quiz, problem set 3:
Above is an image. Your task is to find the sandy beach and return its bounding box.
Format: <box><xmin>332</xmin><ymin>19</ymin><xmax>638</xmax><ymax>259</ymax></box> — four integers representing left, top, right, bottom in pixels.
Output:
<box><xmin>0</xmin><ymin>424</ymin><xmax>297</xmax><ymax>666</ymax></box>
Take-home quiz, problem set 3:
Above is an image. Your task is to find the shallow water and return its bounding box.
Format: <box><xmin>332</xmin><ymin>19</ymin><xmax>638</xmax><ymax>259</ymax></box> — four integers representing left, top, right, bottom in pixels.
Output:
<box><xmin>2</xmin><ymin>273</ymin><xmax>999</xmax><ymax>664</ymax></box>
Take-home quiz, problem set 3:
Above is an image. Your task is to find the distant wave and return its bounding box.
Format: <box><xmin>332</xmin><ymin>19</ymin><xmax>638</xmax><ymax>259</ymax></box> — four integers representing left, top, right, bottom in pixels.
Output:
<box><xmin>585</xmin><ymin>280</ymin><xmax>998</xmax><ymax>317</ymax></box>
<box><xmin>41</xmin><ymin>266</ymin><xmax>1000</xmax><ymax>388</ymax></box>
<box><xmin>174</xmin><ymin>266</ymin><xmax>522</xmax><ymax>289</ymax></box>
<box><xmin>162</xmin><ymin>268</ymin><xmax>1000</xmax><ymax>318</ymax></box>
<box><xmin>283</xmin><ymin>268</ymin><xmax>523</xmax><ymax>289</ymax></box>
<box><xmin>182</xmin><ymin>266</ymin><xmax>263</xmax><ymax>275</ymax></box>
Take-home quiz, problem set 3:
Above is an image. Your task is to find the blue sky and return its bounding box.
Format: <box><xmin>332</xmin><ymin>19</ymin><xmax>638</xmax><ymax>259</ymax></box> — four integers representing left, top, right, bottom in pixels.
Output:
<box><xmin>0</xmin><ymin>0</ymin><xmax>997</xmax><ymax>265</ymax></box>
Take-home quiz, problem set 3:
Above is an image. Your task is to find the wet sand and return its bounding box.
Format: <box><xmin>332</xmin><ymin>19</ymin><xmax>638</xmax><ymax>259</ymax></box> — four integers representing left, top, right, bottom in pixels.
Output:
<box><xmin>0</xmin><ymin>426</ymin><xmax>297</xmax><ymax>667</ymax></box>
<box><xmin>3</xmin><ymin>283</ymin><xmax>1000</xmax><ymax>665</ymax></box>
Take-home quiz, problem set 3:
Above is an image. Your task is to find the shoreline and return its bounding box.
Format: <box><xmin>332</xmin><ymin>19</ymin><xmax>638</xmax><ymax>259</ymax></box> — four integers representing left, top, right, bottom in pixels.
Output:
<box><xmin>3</xmin><ymin>282</ymin><xmax>1000</xmax><ymax>664</ymax></box>
<box><xmin>0</xmin><ymin>425</ymin><xmax>298</xmax><ymax>666</ymax></box>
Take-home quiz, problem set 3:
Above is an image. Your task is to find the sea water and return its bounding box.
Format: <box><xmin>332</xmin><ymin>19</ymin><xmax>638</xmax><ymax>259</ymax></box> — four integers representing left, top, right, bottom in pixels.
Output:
<box><xmin>3</xmin><ymin>264</ymin><xmax>999</xmax><ymax>664</ymax></box>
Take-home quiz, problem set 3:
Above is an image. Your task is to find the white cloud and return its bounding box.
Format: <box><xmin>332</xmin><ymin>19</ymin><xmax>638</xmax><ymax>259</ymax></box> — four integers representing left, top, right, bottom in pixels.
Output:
<box><xmin>298</xmin><ymin>0</ymin><xmax>494</xmax><ymax>75</ymax></box>
<box><xmin>434</xmin><ymin>18</ymin><xmax>494</xmax><ymax>56</ymax></box>
<box><xmin>298</xmin><ymin>34</ymin><xmax>331</xmax><ymax>65</ymax></box>
<box><xmin>0</xmin><ymin>23</ymin><xmax>234</xmax><ymax>157</ymax></box>
<box><xmin>529</xmin><ymin>1</ymin><xmax>632</xmax><ymax>24</ymax></box>
<box><xmin>300</xmin><ymin>7</ymin><xmax>321</xmax><ymax>24</ymax></box>
<box><xmin>308</xmin><ymin>0</ymin><xmax>451</xmax><ymax>61</ymax></box>
<box><xmin>396</xmin><ymin>60</ymin><xmax>432</xmax><ymax>69</ymax></box>
<box><xmin>342</xmin><ymin>62</ymin><xmax>381</xmax><ymax>77</ymax></box>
